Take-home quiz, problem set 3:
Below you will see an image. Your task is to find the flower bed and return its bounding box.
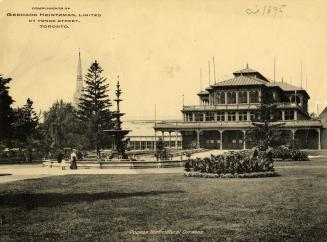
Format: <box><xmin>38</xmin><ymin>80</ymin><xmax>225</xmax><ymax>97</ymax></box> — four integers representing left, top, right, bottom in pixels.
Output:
<box><xmin>184</xmin><ymin>149</ymin><xmax>276</xmax><ymax>178</ymax></box>
<box><xmin>271</xmin><ymin>146</ymin><xmax>309</xmax><ymax>161</ymax></box>
<box><xmin>184</xmin><ymin>171</ymin><xmax>278</xmax><ymax>179</ymax></box>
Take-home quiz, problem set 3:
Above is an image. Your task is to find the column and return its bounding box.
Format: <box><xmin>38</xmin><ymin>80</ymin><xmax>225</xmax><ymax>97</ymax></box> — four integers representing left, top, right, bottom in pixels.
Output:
<box><xmin>192</xmin><ymin>113</ymin><xmax>195</xmax><ymax>122</ymax></box>
<box><xmin>317</xmin><ymin>129</ymin><xmax>321</xmax><ymax>150</ymax></box>
<box><xmin>291</xmin><ymin>129</ymin><xmax>295</xmax><ymax>143</ymax></box>
<box><xmin>247</xmin><ymin>91</ymin><xmax>250</xmax><ymax>104</ymax></box>
<box><xmin>154</xmin><ymin>131</ymin><xmax>157</xmax><ymax>151</ymax></box>
<box><xmin>247</xmin><ymin>111</ymin><xmax>250</xmax><ymax>121</ymax></box>
<box><xmin>294</xmin><ymin>110</ymin><xmax>298</xmax><ymax>120</ymax></box>
<box><xmin>175</xmin><ymin>132</ymin><xmax>178</xmax><ymax>149</ymax></box>
<box><xmin>243</xmin><ymin>130</ymin><xmax>246</xmax><ymax>150</ymax></box>
<box><xmin>169</xmin><ymin>131</ymin><xmax>171</xmax><ymax>149</ymax></box>
<box><xmin>258</xmin><ymin>89</ymin><xmax>262</xmax><ymax>102</ymax></box>
<box><xmin>236</xmin><ymin>91</ymin><xmax>239</xmax><ymax>104</ymax></box>
<box><xmin>224</xmin><ymin>92</ymin><xmax>227</xmax><ymax>104</ymax></box>
<box><xmin>203</xmin><ymin>112</ymin><xmax>206</xmax><ymax>122</ymax></box>
<box><xmin>196</xmin><ymin>130</ymin><xmax>200</xmax><ymax>149</ymax></box>
<box><xmin>220</xmin><ymin>130</ymin><xmax>223</xmax><ymax>150</ymax></box>
<box><xmin>214</xmin><ymin>112</ymin><xmax>217</xmax><ymax>122</ymax></box>
<box><xmin>282</xmin><ymin>110</ymin><xmax>285</xmax><ymax>121</ymax></box>
<box><xmin>224</xmin><ymin>111</ymin><xmax>228</xmax><ymax>122</ymax></box>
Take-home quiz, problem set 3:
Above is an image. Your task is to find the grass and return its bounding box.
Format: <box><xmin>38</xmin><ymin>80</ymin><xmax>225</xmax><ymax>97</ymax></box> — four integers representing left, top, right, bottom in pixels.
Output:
<box><xmin>1</xmin><ymin>159</ymin><xmax>327</xmax><ymax>241</ymax></box>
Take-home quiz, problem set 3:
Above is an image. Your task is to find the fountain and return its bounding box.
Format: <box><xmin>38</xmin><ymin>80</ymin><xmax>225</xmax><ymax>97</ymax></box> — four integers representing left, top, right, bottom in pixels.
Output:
<box><xmin>43</xmin><ymin>76</ymin><xmax>186</xmax><ymax>169</ymax></box>
<box><xmin>104</xmin><ymin>77</ymin><xmax>130</xmax><ymax>159</ymax></box>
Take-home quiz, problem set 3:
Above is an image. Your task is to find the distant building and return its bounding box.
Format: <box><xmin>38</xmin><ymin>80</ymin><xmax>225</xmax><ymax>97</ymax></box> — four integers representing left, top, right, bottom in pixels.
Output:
<box><xmin>319</xmin><ymin>107</ymin><xmax>327</xmax><ymax>149</ymax></box>
<box><xmin>154</xmin><ymin>65</ymin><xmax>324</xmax><ymax>150</ymax></box>
<box><xmin>124</xmin><ymin>120</ymin><xmax>182</xmax><ymax>150</ymax></box>
<box><xmin>73</xmin><ymin>50</ymin><xmax>83</xmax><ymax>108</ymax></box>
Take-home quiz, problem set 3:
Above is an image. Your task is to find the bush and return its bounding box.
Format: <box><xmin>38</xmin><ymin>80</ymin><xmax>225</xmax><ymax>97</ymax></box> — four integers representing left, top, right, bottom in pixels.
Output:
<box><xmin>271</xmin><ymin>146</ymin><xmax>309</xmax><ymax>161</ymax></box>
<box><xmin>184</xmin><ymin>149</ymin><xmax>274</xmax><ymax>175</ymax></box>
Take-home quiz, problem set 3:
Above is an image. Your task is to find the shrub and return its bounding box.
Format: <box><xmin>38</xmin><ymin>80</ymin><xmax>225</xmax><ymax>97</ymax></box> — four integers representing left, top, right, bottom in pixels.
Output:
<box><xmin>184</xmin><ymin>149</ymin><xmax>274</xmax><ymax>175</ymax></box>
<box><xmin>271</xmin><ymin>146</ymin><xmax>309</xmax><ymax>161</ymax></box>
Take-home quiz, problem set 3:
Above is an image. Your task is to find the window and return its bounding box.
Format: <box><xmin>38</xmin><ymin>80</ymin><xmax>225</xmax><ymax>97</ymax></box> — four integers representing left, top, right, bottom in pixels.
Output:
<box><xmin>205</xmin><ymin>112</ymin><xmax>215</xmax><ymax>122</ymax></box>
<box><xmin>215</xmin><ymin>92</ymin><xmax>225</xmax><ymax>104</ymax></box>
<box><xmin>227</xmin><ymin>92</ymin><xmax>236</xmax><ymax>104</ymax></box>
<box><xmin>273</xmin><ymin>110</ymin><xmax>282</xmax><ymax>121</ymax></box>
<box><xmin>290</xmin><ymin>96</ymin><xmax>301</xmax><ymax>104</ymax></box>
<box><xmin>239</xmin><ymin>111</ymin><xmax>248</xmax><ymax>121</ymax></box>
<box><xmin>228</xmin><ymin>111</ymin><xmax>236</xmax><ymax>121</ymax></box>
<box><xmin>146</xmin><ymin>141</ymin><xmax>153</xmax><ymax>150</ymax></box>
<box><xmin>194</xmin><ymin>112</ymin><xmax>204</xmax><ymax>122</ymax></box>
<box><xmin>249</xmin><ymin>91</ymin><xmax>259</xmax><ymax>103</ymax></box>
<box><xmin>238</xmin><ymin>91</ymin><xmax>248</xmax><ymax>103</ymax></box>
<box><xmin>185</xmin><ymin>112</ymin><xmax>193</xmax><ymax>122</ymax></box>
<box><xmin>250</xmin><ymin>111</ymin><xmax>257</xmax><ymax>121</ymax></box>
<box><xmin>216</xmin><ymin>111</ymin><xmax>225</xmax><ymax>121</ymax></box>
<box><xmin>141</xmin><ymin>141</ymin><xmax>146</xmax><ymax>150</ymax></box>
<box><xmin>284</xmin><ymin>110</ymin><xmax>294</xmax><ymax>120</ymax></box>
<box><xmin>135</xmin><ymin>141</ymin><xmax>141</xmax><ymax>150</ymax></box>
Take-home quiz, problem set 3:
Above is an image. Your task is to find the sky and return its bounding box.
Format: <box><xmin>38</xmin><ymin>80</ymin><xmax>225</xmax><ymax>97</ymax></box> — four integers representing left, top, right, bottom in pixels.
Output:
<box><xmin>1</xmin><ymin>0</ymin><xmax>327</xmax><ymax>120</ymax></box>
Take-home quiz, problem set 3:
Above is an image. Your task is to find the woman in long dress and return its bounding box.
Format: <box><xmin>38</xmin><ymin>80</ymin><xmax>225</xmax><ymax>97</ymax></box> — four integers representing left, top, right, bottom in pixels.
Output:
<box><xmin>70</xmin><ymin>150</ymin><xmax>78</xmax><ymax>169</ymax></box>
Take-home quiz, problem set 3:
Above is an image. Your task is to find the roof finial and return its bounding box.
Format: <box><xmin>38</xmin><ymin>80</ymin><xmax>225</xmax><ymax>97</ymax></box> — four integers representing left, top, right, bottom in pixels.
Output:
<box><xmin>246</xmin><ymin>62</ymin><xmax>249</xmax><ymax>69</ymax></box>
<box><xmin>208</xmin><ymin>61</ymin><xmax>211</xmax><ymax>85</ymax></box>
<box><xmin>213</xmin><ymin>56</ymin><xmax>217</xmax><ymax>84</ymax></box>
<box><xmin>282</xmin><ymin>76</ymin><xmax>284</xmax><ymax>83</ymax></box>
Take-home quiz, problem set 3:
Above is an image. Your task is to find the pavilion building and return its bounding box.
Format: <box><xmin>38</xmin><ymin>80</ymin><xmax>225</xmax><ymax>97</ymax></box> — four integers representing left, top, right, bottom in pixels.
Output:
<box><xmin>154</xmin><ymin>66</ymin><xmax>325</xmax><ymax>150</ymax></box>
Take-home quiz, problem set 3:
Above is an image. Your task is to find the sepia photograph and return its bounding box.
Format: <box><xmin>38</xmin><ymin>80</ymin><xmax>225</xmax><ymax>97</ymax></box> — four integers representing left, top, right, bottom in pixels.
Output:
<box><xmin>1</xmin><ymin>0</ymin><xmax>327</xmax><ymax>241</ymax></box>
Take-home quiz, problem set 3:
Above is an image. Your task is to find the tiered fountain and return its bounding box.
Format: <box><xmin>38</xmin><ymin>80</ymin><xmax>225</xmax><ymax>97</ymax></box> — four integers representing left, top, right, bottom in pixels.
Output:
<box><xmin>43</xmin><ymin>77</ymin><xmax>186</xmax><ymax>169</ymax></box>
<box><xmin>104</xmin><ymin>77</ymin><xmax>130</xmax><ymax>159</ymax></box>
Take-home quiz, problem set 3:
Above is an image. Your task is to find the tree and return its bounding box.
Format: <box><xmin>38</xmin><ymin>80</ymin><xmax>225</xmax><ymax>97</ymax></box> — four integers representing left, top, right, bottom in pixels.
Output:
<box><xmin>12</xmin><ymin>98</ymin><xmax>39</xmax><ymax>144</ymax></box>
<box><xmin>246</xmin><ymin>88</ymin><xmax>284</xmax><ymax>150</ymax></box>
<box><xmin>42</xmin><ymin>100</ymin><xmax>88</xmax><ymax>155</ymax></box>
<box><xmin>78</xmin><ymin>60</ymin><xmax>113</xmax><ymax>156</ymax></box>
<box><xmin>12</xmin><ymin>98</ymin><xmax>39</xmax><ymax>162</ymax></box>
<box><xmin>0</xmin><ymin>75</ymin><xmax>15</xmax><ymax>145</ymax></box>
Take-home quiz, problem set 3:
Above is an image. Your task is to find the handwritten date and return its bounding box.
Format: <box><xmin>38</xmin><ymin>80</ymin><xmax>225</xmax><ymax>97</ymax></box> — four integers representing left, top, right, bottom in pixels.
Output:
<box><xmin>245</xmin><ymin>4</ymin><xmax>287</xmax><ymax>18</ymax></box>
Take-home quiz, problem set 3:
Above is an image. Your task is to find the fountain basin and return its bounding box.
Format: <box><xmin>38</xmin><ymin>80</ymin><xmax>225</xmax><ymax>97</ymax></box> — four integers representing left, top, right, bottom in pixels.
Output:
<box><xmin>43</xmin><ymin>159</ymin><xmax>186</xmax><ymax>169</ymax></box>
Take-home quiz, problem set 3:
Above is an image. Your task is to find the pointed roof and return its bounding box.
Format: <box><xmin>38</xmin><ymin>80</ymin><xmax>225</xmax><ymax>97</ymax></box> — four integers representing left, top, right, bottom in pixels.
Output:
<box><xmin>77</xmin><ymin>49</ymin><xmax>82</xmax><ymax>79</ymax></box>
<box><xmin>233</xmin><ymin>67</ymin><xmax>259</xmax><ymax>75</ymax></box>
<box><xmin>211</xmin><ymin>75</ymin><xmax>267</xmax><ymax>87</ymax></box>
<box><xmin>266</xmin><ymin>82</ymin><xmax>304</xmax><ymax>91</ymax></box>
<box><xmin>197</xmin><ymin>90</ymin><xmax>209</xmax><ymax>96</ymax></box>
<box><xmin>233</xmin><ymin>64</ymin><xmax>268</xmax><ymax>81</ymax></box>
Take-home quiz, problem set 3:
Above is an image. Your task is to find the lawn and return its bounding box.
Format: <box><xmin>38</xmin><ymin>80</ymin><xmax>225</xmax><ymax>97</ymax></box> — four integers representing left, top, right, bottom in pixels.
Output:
<box><xmin>1</xmin><ymin>159</ymin><xmax>327</xmax><ymax>241</ymax></box>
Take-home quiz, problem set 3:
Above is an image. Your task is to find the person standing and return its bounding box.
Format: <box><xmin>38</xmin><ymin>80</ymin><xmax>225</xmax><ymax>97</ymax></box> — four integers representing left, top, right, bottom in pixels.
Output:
<box><xmin>70</xmin><ymin>149</ymin><xmax>78</xmax><ymax>169</ymax></box>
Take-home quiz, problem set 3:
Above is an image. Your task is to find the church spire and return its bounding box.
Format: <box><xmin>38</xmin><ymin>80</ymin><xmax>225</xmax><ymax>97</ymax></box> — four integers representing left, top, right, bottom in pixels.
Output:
<box><xmin>73</xmin><ymin>49</ymin><xmax>83</xmax><ymax>108</ymax></box>
<box><xmin>77</xmin><ymin>48</ymin><xmax>82</xmax><ymax>79</ymax></box>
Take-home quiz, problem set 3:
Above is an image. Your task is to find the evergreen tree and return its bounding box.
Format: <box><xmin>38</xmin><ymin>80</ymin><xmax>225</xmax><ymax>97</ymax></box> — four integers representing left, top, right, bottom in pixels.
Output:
<box><xmin>0</xmin><ymin>75</ymin><xmax>15</xmax><ymax>145</ymax></box>
<box><xmin>12</xmin><ymin>98</ymin><xmax>39</xmax><ymax>162</ymax></box>
<box><xmin>12</xmin><ymin>98</ymin><xmax>39</xmax><ymax>144</ymax></box>
<box><xmin>246</xmin><ymin>88</ymin><xmax>284</xmax><ymax>150</ymax></box>
<box><xmin>78</xmin><ymin>61</ymin><xmax>113</xmax><ymax>155</ymax></box>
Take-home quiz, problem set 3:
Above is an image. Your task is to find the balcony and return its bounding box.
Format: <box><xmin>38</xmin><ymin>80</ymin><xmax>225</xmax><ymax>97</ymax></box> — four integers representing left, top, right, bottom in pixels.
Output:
<box><xmin>154</xmin><ymin>119</ymin><xmax>322</xmax><ymax>131</ymax></box>
<box><xmin>182</xmin><ymin>102</ymin><xmax>304</xmax><ymax>112</ymax></box>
